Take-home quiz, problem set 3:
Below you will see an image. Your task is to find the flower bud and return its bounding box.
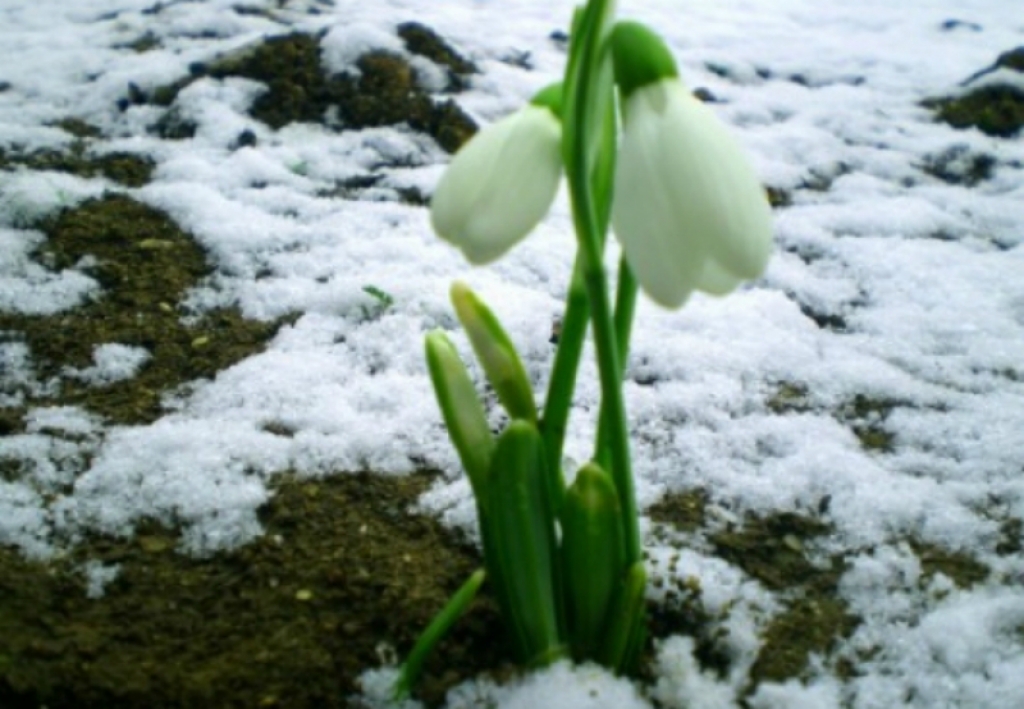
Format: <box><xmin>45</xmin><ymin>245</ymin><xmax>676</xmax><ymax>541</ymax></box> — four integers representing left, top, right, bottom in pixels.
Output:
<box><xmin>450</xmin><ymin>281</ymin><xmax>537</xmax><ymax>423</ymax></box>
<box><xmin>485</xmin><ymin>420</ymin><xmax>563</xmax><ymax>665</ymax></box>
<box><xmin>424</xmin><ymin>331</ymin><xmax>494</xmax><ymax>499</ymax></box>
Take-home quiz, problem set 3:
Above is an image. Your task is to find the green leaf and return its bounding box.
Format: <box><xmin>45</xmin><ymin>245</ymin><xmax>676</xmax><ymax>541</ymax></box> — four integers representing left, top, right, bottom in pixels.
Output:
<box><xmin>362</xmin><ymin>284</ymin><xmax>395</xmax><ymax>308</ymax></box>
<box><xmin>484</xmin><ymin>420</ymin><xmax>564</xmax><ymax>664</ymax></box>
<box><xmin>599</xmin><ymin>560</ymin><xmax>647</xmax><ymax>674</ymax></box>
<box><xmin>561</xmin><ymin>461</ymin><xmax>625</xmax><ymax>661</ymax></box>
<box><xmin>394</xmin><ymin>568</ymin><xmax>486</xmax><ymax>700</ymax></box>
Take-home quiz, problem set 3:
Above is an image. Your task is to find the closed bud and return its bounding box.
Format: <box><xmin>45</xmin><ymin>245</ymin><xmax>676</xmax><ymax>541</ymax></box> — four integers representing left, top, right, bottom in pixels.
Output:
<box><xmin>424</xmin><ymin>331</ymin><xmax>494</xmax><ymax>500</ymax></box>
<box><xmin>450</xmin><ymin>281</ymin><xmax>537</xmax><ymax>423</ymax></box>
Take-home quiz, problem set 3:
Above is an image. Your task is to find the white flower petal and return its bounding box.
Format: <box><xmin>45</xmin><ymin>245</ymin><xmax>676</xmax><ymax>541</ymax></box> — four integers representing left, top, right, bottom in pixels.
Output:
<box><xmin>659</xmin><ymin>86</ymin><xmax>773</xmax><ymax>280</ymax></box>
<box><xmin>613</xmin><ymin>105</ymin><xmax>705</xmax><ymax>307</ymax></box>
<box><xmin>612</xmin><ymin>80</ymin><xmax>773</xmax><ymax>307</ymax></box>
<box><xmin>694</xmin><ymin>258</ymin><xmax>744</xmax><ymax>296</ymax></box>
<box><xmin>430</xmin><ymin>105</ymin><xmax>562</xmax><ymax>265</ymax></box>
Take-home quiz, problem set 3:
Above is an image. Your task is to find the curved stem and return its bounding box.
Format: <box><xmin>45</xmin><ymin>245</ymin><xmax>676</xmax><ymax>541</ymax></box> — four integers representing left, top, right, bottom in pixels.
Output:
<box><xmin>540</xmin><ymin>256</ymin><xmax>588</xmax><ymax>512</ymax></box>
<box><xmin>563</xmin><ymin>0</ymin><xmax>641</xmax><ymax>565</ymax></box>
<box><xmin>575</xmin><ymin>222</ymin><xmax>639</xmax><ymax>564</ymax></box>
<box><xmin>595</xmin><ymin>257</ymin><xmax>638</xmax><ymax>469</ymax></box>
<box><xmin>541</xmin><ymin>26</ymin><xmax>620</xmax><ymax>510</ymax></box>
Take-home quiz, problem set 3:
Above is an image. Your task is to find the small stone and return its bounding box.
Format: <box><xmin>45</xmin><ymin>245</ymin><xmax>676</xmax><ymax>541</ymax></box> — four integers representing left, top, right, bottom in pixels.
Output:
<box><xmin>707</xmin><ymin>504</ymin><xmax>739</xmax><ymax>526</ymax></box>
<box><xmin>138</xmin><ymin>238</ymin><xmax>174</xmax><ymax>250</ymax></box>
<box><xmin>782</xmin><ymin>534</ymin><xmax>803</xmax><ymax>552</ymax></box>
<box><xmin>139</xmin><ymin>535</ymin><xmax>170</xmax><ymax>553</ymax></box>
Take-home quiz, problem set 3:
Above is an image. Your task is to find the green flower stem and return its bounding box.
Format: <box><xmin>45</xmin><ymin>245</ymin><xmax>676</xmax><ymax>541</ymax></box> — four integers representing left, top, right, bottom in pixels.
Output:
<box><xmin>541</xmin><ymin>6</ymin><xmax>619</xmax><ymax>513</ymax></box>
<box><xmin>563</xmin><ymin>0</ymin><xmax>641</xmax><ymax>566</ymax></box>
<box><xmin>595</xmin><ymin>257</ymin><xmax>638</xmax><ymax>469</ymax></box>
<box><xmin>577</xmin><ymin>230</ymin><xmax>639</xmax><ymax>564</ymax></box>
<box><xmin>612</xmin><ymin>260</ymin><xmax>639</xmax><ymax>386</ymax></box>
<box><xmin>540</xmin><ymin>255</ymin><xmax>589</xmax><ymax>512</ymax></box>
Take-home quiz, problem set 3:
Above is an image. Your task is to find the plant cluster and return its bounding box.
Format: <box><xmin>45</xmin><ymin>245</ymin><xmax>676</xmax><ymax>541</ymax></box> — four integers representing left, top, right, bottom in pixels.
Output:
<box><xmin>394</xmin><ymin>0</ymin><xmax>773</xmax><ymax>697</ymax></box>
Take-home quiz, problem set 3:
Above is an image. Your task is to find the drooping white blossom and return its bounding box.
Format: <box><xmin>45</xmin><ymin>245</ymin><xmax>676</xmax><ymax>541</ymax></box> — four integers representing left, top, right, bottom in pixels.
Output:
<box><xmin>430</xmin><ymin>104</ymin><xmax>562</xmax><ymax>265</ymax></box>
<box><xmin>612</xmin><ymin>78</ymin><xmax>773</xmax><ymax>308</ymax></box>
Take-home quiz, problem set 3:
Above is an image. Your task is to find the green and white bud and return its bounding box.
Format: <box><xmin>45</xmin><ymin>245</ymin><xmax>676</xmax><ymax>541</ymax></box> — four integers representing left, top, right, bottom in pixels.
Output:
<box><xmin>424</xmin><ymin>331</ymin><xmax>494</xmax><ymax>500</ymax></box>
<box><xmin>450</xmin><ymin>281</ymin><xmax>537</xmax><ymax>423</ymax></box>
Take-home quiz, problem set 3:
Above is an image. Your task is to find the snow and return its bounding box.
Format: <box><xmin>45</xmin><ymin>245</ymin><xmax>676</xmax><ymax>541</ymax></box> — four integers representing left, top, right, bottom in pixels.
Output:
<box><xmin>64</xmin><ymin>343</ymin><xmax>152</xmax><ymax>385</ymax></box>
<box><xmin>2</xmin><ymin>0</ymin><xmax>1023</xmax><ymax>706</ymax></box>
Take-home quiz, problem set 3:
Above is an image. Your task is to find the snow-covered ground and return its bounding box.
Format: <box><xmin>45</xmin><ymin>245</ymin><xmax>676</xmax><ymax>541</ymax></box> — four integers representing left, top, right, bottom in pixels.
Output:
<box><xmin>2</xmin><ymin>0</ymin><xmax>1023</xmax><ymax>706</ymax></box>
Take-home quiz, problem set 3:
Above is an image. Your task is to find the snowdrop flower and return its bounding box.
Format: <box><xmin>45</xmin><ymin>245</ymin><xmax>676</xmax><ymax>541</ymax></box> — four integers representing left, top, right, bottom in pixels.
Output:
<box><xmin>430</xmin><ymin>85</ymin><xmax>563</xmax><ymax>265</ymax></box>
<box><xmin>611</xmin><ymin>22</ymin><xmax>773</xmax><ymax>308</ymax></box>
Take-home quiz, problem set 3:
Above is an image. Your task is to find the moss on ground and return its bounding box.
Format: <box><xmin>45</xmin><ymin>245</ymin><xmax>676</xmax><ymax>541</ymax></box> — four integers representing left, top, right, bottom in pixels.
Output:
<box><xmin>909</xmin><ymin>540</ymin><xmax>990</xmax><ymax>588</ymax></box>
<box><xmin>927</xmin><ymin>85</ymin><xmax>1024</xmax><ymax>138</ymax></box>
<box><xmin>838</xmin><ymin>394</ymin><xmax>901</xmax><ymax>452</ymax></box>
<box><xmin>651</xmin><ymin>496</ymin><xmax>861</xmax><ymax>690</ymax></box>
<box><xmin>711</xmin><ymin>513</ymin><xmax>857</xmax><ymax>690</ymax></box>
<box><xmin>766</xmin><ymin>384</ymin><xmax>900</xmax><ymax>452</ymax></box>
<box><xmin>648</xmin><ymin>389</ymin><xmax>999</xmax><ymax>689</ymax></box>
<box><xmin>997</xmin><ymin>518</ymin><xmax>1023</xmax><ymax>556</ymax></box>
<box><xmin>147</xmin><ymin>32</ymin><xmax>477</xmax><ymax>153</ymax></box>
<box><xmin>925</xmin><ymin>47</ymin><xmax>1024</xmax><ymax>138</ymax></box>
<box><xmin>0</xmin><ymin>120</ymin><xmax>153</xmax><ymax>188</ymax></box>
<box><xmin>0</xmin><ymin>194</ymin><xmax>290</xmax><ymax>428</ymax></box>
<box><xmin>647</xmin><ymin>489</ymin><xmax>708</xmax><ymax>534</ymax></box>
<box><xmin>765</xmin><ymin>382</ymin><xmax>812</xmax><ymax>414</ymax></box>
<box><xmin>919</xmin><ymin>144</ymin><xmax>996</xmax><ymax>186</ymax></box>
<box><xmin>0</xmin><ymin>473</ymin><xmax>507</xmax><ymax>709</ymax></box>
<box><xmin>397</xmin><ymin>22</ymin><xmax>478</xmax><ymax>90</ymax></box>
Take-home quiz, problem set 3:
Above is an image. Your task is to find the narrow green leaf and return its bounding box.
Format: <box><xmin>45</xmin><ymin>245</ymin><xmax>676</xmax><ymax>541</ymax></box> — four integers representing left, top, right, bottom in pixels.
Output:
<box><xmin>561</xmin><ymin>461</ymin><xmax>625</xmax><ymax>661</ymax></box>
<box><xmin>485</xmin><ymin>420</ymin><xmax>564</xmax><ymax>664</ymax></box>
<box><xmin>450</xmin><ymin>281</ymin><xmax>537</xmax><ymax>422</ymax></box>
<box><xmin>599</xmin><ymin>560</ymin><xmax>647</xmax><ymax>674</ymax></box>
<box><xmin>425</xmin><ymin>331</ymin><xmax>494</xmax><ymax>501</ymax></box>
<box><xmin>394</xmin><ymin>568</ymin><xmax>486</xmax><ymax>700</ymax></box>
